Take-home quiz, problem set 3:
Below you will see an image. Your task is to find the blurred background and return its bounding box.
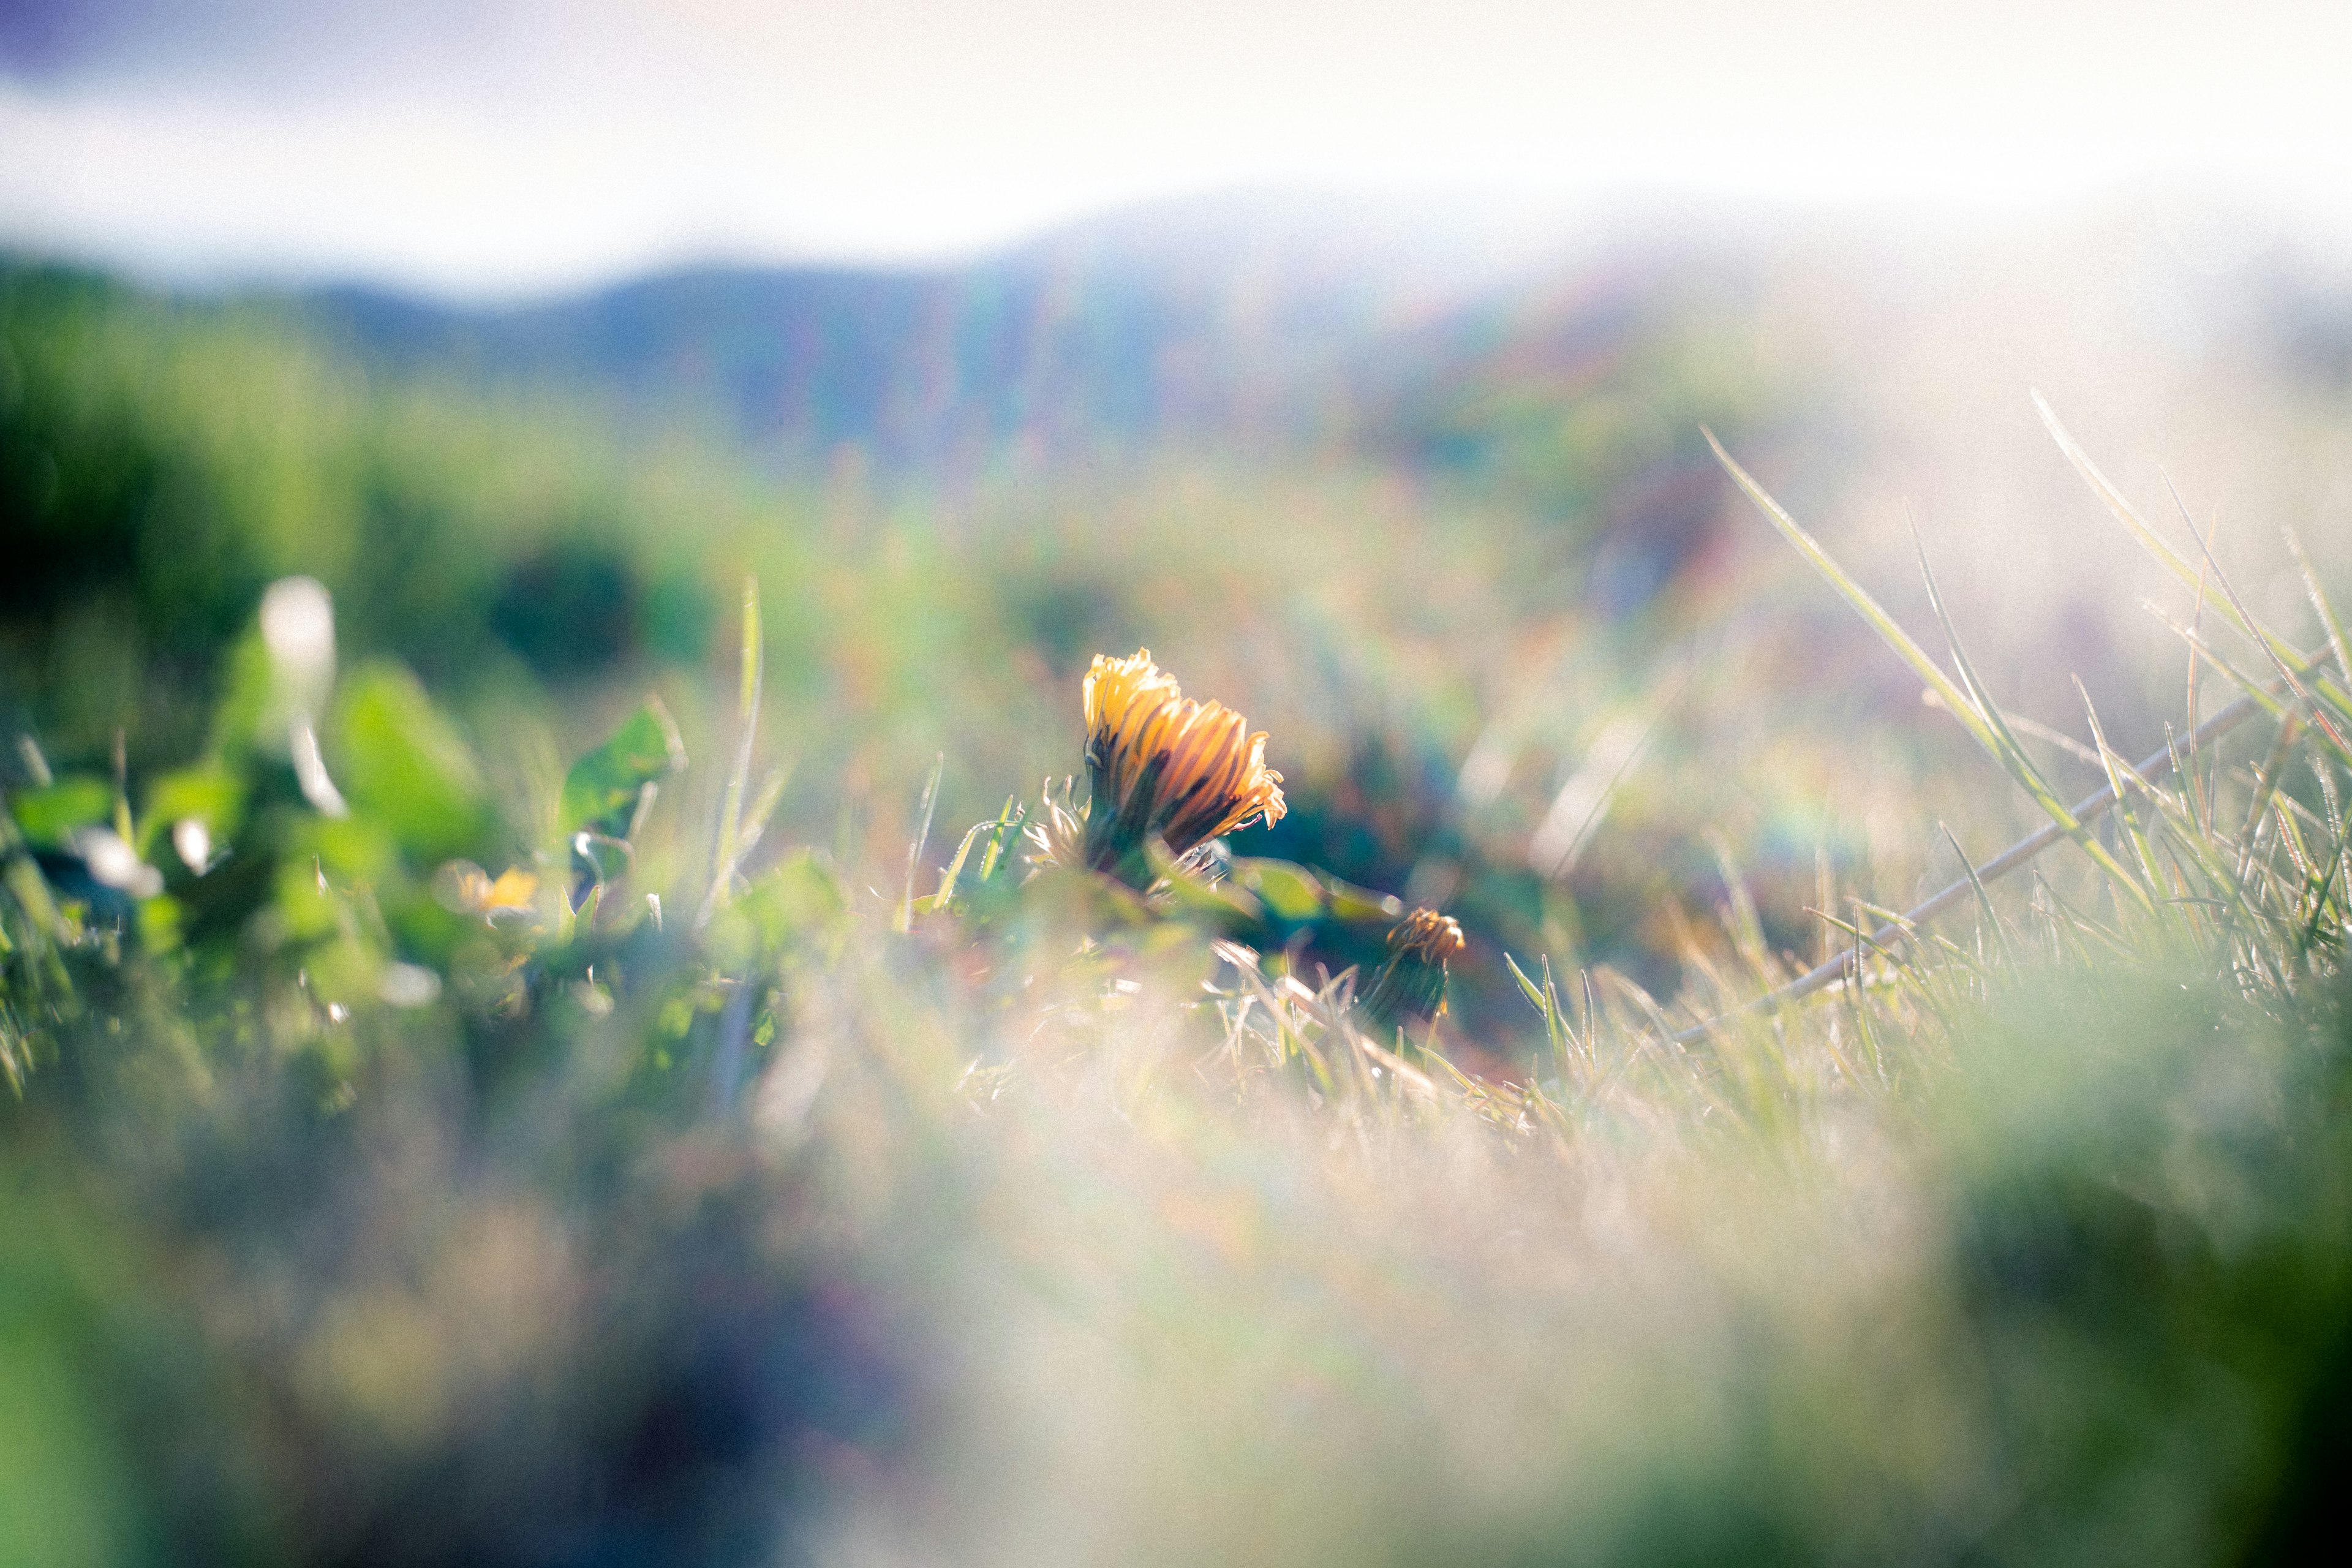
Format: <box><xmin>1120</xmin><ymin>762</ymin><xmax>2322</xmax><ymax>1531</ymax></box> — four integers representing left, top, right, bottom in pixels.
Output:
<box><xmin>12</xmin><ymin>0</ymin><xmax>2352</xmax><ymax>1001</ymax></box>
<box><xmin>10</xmin><ymin>4</ymin><xmax>2352</xmax><ymax>1563</ymax></box>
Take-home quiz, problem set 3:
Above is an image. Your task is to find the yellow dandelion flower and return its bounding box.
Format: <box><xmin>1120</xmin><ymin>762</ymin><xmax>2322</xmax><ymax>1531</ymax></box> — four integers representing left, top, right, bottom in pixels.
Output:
<box><xmin>437</xmin><ymin>861</ymin><xmax>542</xmax><ymax>922</ymax></box>
<box><xmin>1042</xmin><ymin>649</ymin><xmax>1286</xmax><ymax>883</ymax></box>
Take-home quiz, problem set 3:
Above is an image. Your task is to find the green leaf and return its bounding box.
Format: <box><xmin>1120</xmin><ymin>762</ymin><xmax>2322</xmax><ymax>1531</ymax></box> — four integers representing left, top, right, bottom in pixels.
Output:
<box><xmin>711</xmin><ymin>848</ymin><xmax>851</xmax><ymax>969</ymax></box>
<box><xmin>301</xmin><ymin>815</ymin><xmax>401</xmax><ymax>884</ymax></box>
<box><xmin>1316</xmin><ymin>873</ymin><xmax>1405</xmax><ymax>925</ymax></box>
<box><xmin>1156</xmin><ymin>859</ymin><xmax>1264</xmax><ymax>927</ymax></box>
<box><xmin>138</xmin><ymin>766</ymin><xmax>246</xmax><ymax>858</ymax></box>
<box><xmin>1232</xmin><ymin>859</ymin><xmax>1327</xmax><ymax>924</ymax></box>
<box><xmin>8</xmin><ymin>777</ymin><xmax>113</xmax><ymax>850</ymax></box>
<box><xmin>274</xmin><ymin>857</ymin><xmax>345</xmax><ymax>942</ymax></box>
<box><xmin>330</xmin><ymin>662</ymin><xmax>490</xmax><ymax>860</ymax></box>
<box><xmin>559</xmin><ymin>698</ymin><xmax>685</xmax><ymax>838</ymax></box>
<box><xmin>205</xmin><ymin>631</ymin><xmax>276</xmax><ymax>759</ymax></box>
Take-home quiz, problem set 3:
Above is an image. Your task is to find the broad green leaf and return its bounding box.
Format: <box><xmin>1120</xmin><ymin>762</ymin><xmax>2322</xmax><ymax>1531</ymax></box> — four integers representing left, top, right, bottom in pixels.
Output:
<box><xmin>1233</xmin><ymin>859</ymin><xmax>1327</xmax><ymax>924</ymax></box>
<box><xmin>301</xmin><ymin>814</ymin><xmax>401</xmax><ymax>884</ymax></box>
<box><xmin>304</xmin><ymin>932</ymin><xmax>386</xmax><ymax>1009</ymax></box>
<box><xmin>138</xmin><ymin>894</ymin><xmax>183</xmax><ymax>952</ymax></box>
<box><xmin>711</xmin><ymin>849</ymin><xmax>851</xmax><ymax>969</ymax></box>
<box><xmin>205</xmin><ymin>631</ymin><xmax>276</xmax><ymax>759</ymax></box>
<box><xmin>1317</xmin><ymin>873</ymin><xmax>1405</xmax><ymax>924</ymax></box>
<box><xmin>138</xmin><ymin>766</ymin><xmax>245</xmax><ymax>858</ymax></box>
<box><xmin>8</xmin><ymin>777</ymin><xmax>113</xmax><ymax>850</ymax></box>
<box><xmin>274</xmin><ymin>857</ymin><xmax>345</xmax><ymax>942</ymax></box>
<box><xmin>559</xmin><ymin>698</ymin><xmax>685</xmax><ymax>838</ymax></box>
<box><xmin>1156</xmin><ymin>861</ymin><xmax>1264</xmax><ymax>927</ymax></box>
<box><xmin>330</xmin><ymin>662</ymin><xmax>490</xmax><ymax>859</ymax></box>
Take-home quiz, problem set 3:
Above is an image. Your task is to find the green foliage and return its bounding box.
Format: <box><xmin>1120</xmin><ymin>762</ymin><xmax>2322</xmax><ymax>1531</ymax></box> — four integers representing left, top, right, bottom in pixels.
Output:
<box><xmin>559</xmin><ymin>698</ymin><xmax>684</xmax><ymax>839</ymax></box>
<box><xmin>1</xmin><ymin>265</ymin><xmax>726</xmax><ymax>775</ymax></box>
<box><xmin>330</xmin><ymin>663</ymin><xmax>494</xmax><ymax>861</ymax></box>
<box><xmin>708</xmin><ymin>849</ymin><xmax>852</xmax><ymax>973</ymax></box>
<box><xmin>6</xmin><ymin>777</ymin><xmax>111</xmax><ymax>851</ymax></box>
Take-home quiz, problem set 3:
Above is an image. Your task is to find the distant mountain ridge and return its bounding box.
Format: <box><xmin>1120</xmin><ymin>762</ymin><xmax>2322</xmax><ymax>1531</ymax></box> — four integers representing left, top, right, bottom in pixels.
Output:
<box><xmin>290</xmin><ymin>192</ymin><xmax>1616</xmax><ymax>473</ymax></box>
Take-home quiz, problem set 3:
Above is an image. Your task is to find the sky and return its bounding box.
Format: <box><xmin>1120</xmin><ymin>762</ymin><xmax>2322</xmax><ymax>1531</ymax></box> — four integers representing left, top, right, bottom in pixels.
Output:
<box><xmin>3</xmin><ymin>1</ymin><xmax>2350</xmax><ymax>297</ymax></box>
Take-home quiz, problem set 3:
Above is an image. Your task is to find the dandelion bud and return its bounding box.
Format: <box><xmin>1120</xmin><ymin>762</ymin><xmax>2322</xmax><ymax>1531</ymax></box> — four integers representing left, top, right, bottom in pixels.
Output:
<box><xmin>1360</xmin><ymin>908</ymin><xmax>1466</xmax><ymax>1030</ymax></box>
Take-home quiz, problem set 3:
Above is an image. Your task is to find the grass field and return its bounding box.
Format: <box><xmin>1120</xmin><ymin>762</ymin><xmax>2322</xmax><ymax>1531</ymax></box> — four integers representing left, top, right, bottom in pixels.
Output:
<box><xmin>5</xmin><ymin>244</ymin><xmax>2351</xmax><ymax>1564</ymax></box>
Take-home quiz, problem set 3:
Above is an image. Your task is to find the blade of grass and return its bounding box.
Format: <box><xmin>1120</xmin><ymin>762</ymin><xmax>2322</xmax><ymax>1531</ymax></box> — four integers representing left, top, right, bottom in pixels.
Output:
<box><xmin>2003</xmin><ymin>711</ymin><xmax>2105</xmax><ymax>770</ymax></box>
<box><xmin>1544</xmin><ymin>955</ymin><xmax>1583</xmax><ymax>1076</ymax></box>
<box><xmin>1670</xmin><ymin>683</ymin><xmax>2280</xmax><ymax>1044</ymax></box>
<box><xmin>1708</xmin><ymin>432</ymin><xmax>1996</xmax><ymax>755</ymax></box>
<box><xmin>2186</xmin><ymin>518</ymin><xmax>2215</xmax><ymax>832</ymax></box>
<box><xmin>927</xmin><ymin>817</ymin><xmax>995</xmax><ymax>913</ymax></box>
<box><xmin>1712</xmin><ymin>431</ymin><xmax>2146</xmax><ymax>901</ymax></box>
<box><xmin>2146</xmin><ymin>606</ymin><xmax>2293</xmax><ymax>723</ymax></box>
<box><xmin>2073</xmin><ymin>677</ymin><xmax>2163</xmax><ymax>896</ymax></box>
<box><xmin>2293</xmin><ymin>823</ymin><xmax>2346</xmax><ymax>961</ymax></box>
<box><xmin>895</xmin><ymin>753</ymin><xmax>944</xmax><ymax>933</ymax></box>
<box><xmin>699</xmin><ymin>576</ymin><xmax>763</xmax><ymax>929</ymax></box>
<box><xmin>1908</xmin><ymin>518</ymin><xmax>2149</xmax><ymax>905</ymax></box>
<box><xmin>1939</xmin><ymin>823</ymin><xmax>2017</xmax><ymax>969</ymax></box>
<box><xmin>2038</xmin><ymin>394</ymin><xmax>2352</xmax><ymax>716</ymax></box>
<box><xmin>978</xmin><ymin>797</ymin><xmax>1028</xmax><ymax>884</ymax></box>
<box><xmin>2165</xmin><ymin>481</ymin><xmax>2352</xmax><ymax>761</ymax></box>
<box><xmin>2286</xmin><ymin>524</ymin><xmax>2352</xmax><ymax>728</ymax></box>
<box><xmin>2237</xmin><ymin>713</ymin><xmax>2304</xmax><ymax>884</ymax></box>
<box><xmin>1505</xmin><ymin>951</ymin><xmax>1571</xmax><ymax>1076</ymax></box>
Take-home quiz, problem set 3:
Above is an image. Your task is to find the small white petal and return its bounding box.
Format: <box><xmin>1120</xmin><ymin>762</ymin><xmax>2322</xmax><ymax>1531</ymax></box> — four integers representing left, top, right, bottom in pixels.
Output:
<box><xmin>71</xmin><ymin>827</ymin><xmax>165</xmax><ymax>899</ymax></box>
<box><xmin>173</xmin><ymin>817</ymin><xmax>213</xmax><ymax>874</ymax></box>
<box><xmin>379</xmin><ymin>963</ymin><xmax>442</xmax><ymax>1008</ymax></box>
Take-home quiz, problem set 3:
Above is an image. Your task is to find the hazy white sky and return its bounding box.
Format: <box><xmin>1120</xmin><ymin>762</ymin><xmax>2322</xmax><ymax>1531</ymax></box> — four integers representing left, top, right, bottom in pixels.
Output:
<box><xmin>3</xmin><ymin>0</ymin><xmax>2349</xmax><ymax>295</ymax></box>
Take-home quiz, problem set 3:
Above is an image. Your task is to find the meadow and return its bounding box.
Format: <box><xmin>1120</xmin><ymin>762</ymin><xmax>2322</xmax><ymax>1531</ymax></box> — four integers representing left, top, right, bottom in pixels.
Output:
<box><xmin>4</xmin><ymin>230</ymin><xmax>2351</xmax><ymax>1564</ymax></box>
